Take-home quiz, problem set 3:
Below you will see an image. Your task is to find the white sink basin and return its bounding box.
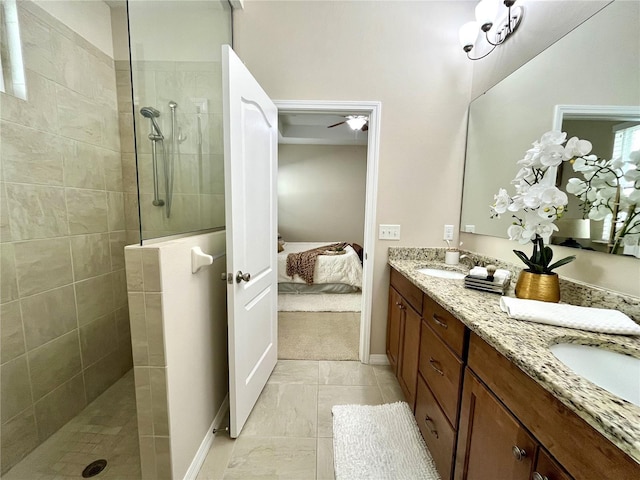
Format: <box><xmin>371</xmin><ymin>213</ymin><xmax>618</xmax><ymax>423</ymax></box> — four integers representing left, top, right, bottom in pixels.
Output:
<box><xmin>550</xmin><ymin>343</ymin><xmax>640</xmax><ymax>407</ymax></box>
<box><xmin>416</xmin><ymin>268</ymin><xmax>465</xmax><ymax>280</ymax></box>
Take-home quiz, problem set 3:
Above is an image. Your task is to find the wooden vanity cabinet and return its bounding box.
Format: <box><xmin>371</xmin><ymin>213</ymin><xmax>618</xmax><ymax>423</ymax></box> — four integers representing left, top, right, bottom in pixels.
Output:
<box><xmin>533</xmin><ymin>448</ymin><xmax>573</xmax><ymax>480</ymax></box>
<box><xmin>455</xmin><ymin>369</ymin><xmax>537</xmax><ymax>480</ymax></box>
<box><xmin>387</xmin><ymin>268</ymin><xmax>423</xmax><ymax>410</ymax></box>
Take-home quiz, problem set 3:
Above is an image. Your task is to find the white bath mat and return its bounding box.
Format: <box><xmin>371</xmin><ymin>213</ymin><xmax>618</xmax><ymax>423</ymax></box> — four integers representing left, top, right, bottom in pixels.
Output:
<box><xmin>278</xmin><ymin>293</ymin><xmax>361</xmax><ymax>312</ymax></box>
<box><xmin>332</xmin><ymin>402</ymin><xmax>440</xmax><ymax>480</ymax></box>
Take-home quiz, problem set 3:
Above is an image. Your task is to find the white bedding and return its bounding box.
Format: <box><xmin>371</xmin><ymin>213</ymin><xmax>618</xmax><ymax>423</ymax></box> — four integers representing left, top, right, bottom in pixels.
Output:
<box><xmin>278</xmin><ymin>242</ymin><xmax>363</xmax><ymax>288</ymax></box>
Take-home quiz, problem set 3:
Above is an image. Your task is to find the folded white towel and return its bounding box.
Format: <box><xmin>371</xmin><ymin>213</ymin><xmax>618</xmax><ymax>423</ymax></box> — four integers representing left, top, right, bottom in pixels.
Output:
<box><xmin>469</xmin><ymin>266</ymin><xmax>511</xmax><ymax>283</ymax></box>
<box><xmin>500</xmin><ymin>296</ymin><xmax>640</xmax><ymax>336</ymax></box>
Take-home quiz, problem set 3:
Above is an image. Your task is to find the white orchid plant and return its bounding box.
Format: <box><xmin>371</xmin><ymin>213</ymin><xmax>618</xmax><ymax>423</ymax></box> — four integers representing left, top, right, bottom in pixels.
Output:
<box><xmin>490</xmin><ymin>131</ymin><xmax>581</xmax><ymax>274</ymax></box>
<box><xmin>566</xmin><ymin>149</ymin><xmax>640</xmax><ymax>254</ymax></box>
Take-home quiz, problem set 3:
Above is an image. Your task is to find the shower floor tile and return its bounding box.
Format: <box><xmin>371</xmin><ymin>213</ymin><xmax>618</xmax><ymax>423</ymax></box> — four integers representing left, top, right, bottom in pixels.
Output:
<box><xmin>3</xmin><ymin>370</ymin><xmax>141</xmax><ymax>480</ymax></box>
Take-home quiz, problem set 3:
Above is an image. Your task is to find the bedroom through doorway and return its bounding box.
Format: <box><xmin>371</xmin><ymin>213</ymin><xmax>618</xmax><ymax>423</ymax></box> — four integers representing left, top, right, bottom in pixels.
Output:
<box><xmin>275</xmin><ymin>104</ymin><xmax>375</xmax><ymax>361</ymax></box>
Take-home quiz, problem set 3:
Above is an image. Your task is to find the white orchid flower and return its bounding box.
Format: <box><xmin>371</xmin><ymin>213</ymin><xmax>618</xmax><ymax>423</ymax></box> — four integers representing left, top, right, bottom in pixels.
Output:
<box><xmin>563</xmin><ymin>136</ymin><xmax>592</xmax><ymax>160</ymax></box>
<box><xmin>540</xmin><ymin>131</ymin><xmax>567</xmax><ymax>145</ymax></box>
<box><xmin>566</xmin><ymin>177</ymin><xmax>587</xmax><ymax>195</ymax></box>
<box><xmin>588</xmin><ymin>204</ymin><xmax>610</xmax><ymax>221</ymax></box>
<box><xmin>507</xmin><ymin>224</ymin><xmax>524</xmax><ymax>241</ymax></box>
<box><xmin>492</xmin><ymin>188</ymin><xmax>511</xmax><ymax>214</ymax></box>
<box><xmin>539</xmin><ymin>144</ymin><xmax>565</xmax><ymax>167</ymax></box>
<box><xmin>628</xmin><ymin>150</ymin><xmax>640</xmax><ymax>166</ymax></box>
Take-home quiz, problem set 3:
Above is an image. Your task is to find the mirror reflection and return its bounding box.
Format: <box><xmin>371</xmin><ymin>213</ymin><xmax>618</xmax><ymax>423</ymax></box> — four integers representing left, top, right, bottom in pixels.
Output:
<box><xmin>459</xmin><ymin>1</ymin><xmax>640</xmax><ymax>258</ymax></box>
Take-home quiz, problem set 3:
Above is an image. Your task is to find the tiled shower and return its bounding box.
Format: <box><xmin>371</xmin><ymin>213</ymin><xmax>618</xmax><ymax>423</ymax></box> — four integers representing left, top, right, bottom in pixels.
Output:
<box><xmin>0</xmin><ymin>0</ymin><xmax>231</xmax><ymax>476</ymax></box>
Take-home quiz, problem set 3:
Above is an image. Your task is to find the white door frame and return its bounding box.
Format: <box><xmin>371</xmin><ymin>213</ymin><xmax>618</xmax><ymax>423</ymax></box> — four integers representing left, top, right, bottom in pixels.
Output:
<box><xmin>274</xmin><ymin>100</ymin><xmax>381</xmax><ymax>364</ymax></box>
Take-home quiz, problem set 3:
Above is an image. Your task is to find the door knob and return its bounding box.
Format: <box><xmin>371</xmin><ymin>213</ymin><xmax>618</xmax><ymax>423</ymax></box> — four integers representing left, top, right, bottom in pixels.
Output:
<box><xmin>532</xmin><ymin>473</ymin><xmax>549</xmax><ymax>480</ymax></box>
<box><xmin>236</xmin><ymin>271</ymin><xmax>251</xmax><ymax>283</ymax></box>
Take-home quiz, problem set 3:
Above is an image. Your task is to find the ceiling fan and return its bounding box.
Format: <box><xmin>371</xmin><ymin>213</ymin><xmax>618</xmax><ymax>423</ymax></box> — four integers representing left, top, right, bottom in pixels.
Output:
<box><xmin>327</xmin><ymin>115</ymin><xmax>369</xmax><ymax>131</ymax></box>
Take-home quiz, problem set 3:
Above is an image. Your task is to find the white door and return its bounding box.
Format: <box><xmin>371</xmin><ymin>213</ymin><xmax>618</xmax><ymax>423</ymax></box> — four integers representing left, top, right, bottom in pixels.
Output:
<box><xmin>222</xmin><ymin>45</ymin><xmax>278</xmax><ymax>438</ymax></box>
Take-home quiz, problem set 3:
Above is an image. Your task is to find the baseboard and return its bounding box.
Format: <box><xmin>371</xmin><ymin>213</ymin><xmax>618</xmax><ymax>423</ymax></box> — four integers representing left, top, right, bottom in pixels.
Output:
<box><xmin>183</xmin><ymin>394</ymin><xmax>229</xmax><ymax>480</ymax></box>
<box><xmin>368</xmin><ymin>354</ymin><xmax>390</xmax><ymax>365</ymax></box>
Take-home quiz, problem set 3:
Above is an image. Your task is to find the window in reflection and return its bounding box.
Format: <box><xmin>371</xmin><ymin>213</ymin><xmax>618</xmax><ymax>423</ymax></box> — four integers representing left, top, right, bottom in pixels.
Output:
<box><xmin>0</xmin><ymin>0</ymin><xmax>26</xmax><ymax>100</ymax></box>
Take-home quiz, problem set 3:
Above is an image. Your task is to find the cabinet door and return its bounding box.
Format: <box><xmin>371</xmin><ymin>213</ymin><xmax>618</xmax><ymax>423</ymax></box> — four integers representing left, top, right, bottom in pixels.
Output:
<box><xmin>397</xmin><ymin>304</ymin><xmax>421</xmax><ymax>410</ymax></box>
<box><xmin>455</xmin><ymin>370</ymin><xmax>537</xmax><ymax>480</ymax></box>
<box><xmin>533</xmin><ymin>448</ymin><xmax>573</xmax><ymax>480</ymax></box>
<box><xmin>386</xmin><ymin>287</ymin><xmax>404</xmax><ymax>373</ymax></box>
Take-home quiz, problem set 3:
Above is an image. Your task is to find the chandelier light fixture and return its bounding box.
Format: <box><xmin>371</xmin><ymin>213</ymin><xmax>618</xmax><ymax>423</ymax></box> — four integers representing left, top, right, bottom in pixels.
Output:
<box><xmin>459</xmin><ymin>0</ymin><xmax>524</xmax><ymax>60</ymax></box>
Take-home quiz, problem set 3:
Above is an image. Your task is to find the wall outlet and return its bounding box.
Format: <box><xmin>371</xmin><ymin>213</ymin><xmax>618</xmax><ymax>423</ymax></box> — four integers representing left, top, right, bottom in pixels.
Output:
<box><xmin>444</xmin><ymin>224</ymin><xmax>454</xmax><ymax>241</ymax></box>
<box><xmin>379</xmin><ymin>224</ymin><xmax>401</xmax><ymax>240</ymax></box>
<box><xmin>465</xmin><ymin>224</ymin><xmax>476</xmax><ymax>233</ymax></box>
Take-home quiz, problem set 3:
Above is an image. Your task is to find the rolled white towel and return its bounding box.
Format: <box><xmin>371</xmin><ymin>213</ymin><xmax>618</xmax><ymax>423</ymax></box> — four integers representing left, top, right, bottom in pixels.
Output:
<box><xmin>500</xmin><ymin>296</ymin><xmax>640</xmax><ymax>336</ymax></box>
<box><xmin>469</xmin><ymin>266</ymin><xmax>511</xmax><ymax>283</ymax></box>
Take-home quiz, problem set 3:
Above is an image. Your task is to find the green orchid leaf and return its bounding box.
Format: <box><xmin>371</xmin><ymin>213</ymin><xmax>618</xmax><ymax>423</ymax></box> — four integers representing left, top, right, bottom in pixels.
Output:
<box><xmin>513</xmin><ymin>250</ymin><xmax>535</xmax><ymax>269</ymax></box>
<box><xmin>547</xmin><ymin>255</ymin><xmax>576</xmax><ymax>272</ymax></box>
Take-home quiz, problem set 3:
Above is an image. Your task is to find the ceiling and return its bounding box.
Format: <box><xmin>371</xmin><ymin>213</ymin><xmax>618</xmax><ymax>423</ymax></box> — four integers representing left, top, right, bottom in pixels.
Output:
<box><xmin>278</xmin><ymin>112</ymin><xmax>369</xmax><ymax>146</ymax></box>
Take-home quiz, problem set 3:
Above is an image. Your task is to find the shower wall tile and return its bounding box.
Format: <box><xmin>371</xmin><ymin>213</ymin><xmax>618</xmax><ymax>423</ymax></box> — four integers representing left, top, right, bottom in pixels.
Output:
<box><xmin>56</xmin><ymin>86</ymin><xmax>104</xmax><ymax>145</ymax></box>
<box><xmin>110</xmin><ymin>231</ymin><xmax>128</xmax><ymax>271</ymax></box>
<box><xmin>112</xmin><ymin>270</ymin><xmax>129</xmax><ymax>309</ymax></box>
<box><xmin>104</xmin><ymin>150</ymin><xmax>124</xmax><ymax>192</ymax></box>
<box><xmin>133</xmin><ymin>367</ymin><xmax>153</xmax><ymax>435</ymax></box>
<box><xmin>115</xmin><ymin>305</ymin><xmax>132</xmax><ymax>344</ymax></box>
<box><xmin>128</xmin><ymin>292</ymin><xmax>149</xmax><ymax>366</ymax></box>
<box><xmin>20</xmin><ymin>9</ymin><xmax>56</xmax><ymax>80</ymax></box>
<box><xmin>142</xmin><ymin>249</ymin><xmax>161</xmax><ymax>292</ymax></box>
<box><xmin>93</xmin><ymin>56</ymin><xmax>119</xmax><ymax>109</ymax></box>
<box><xmin>66</xmin><ymin>188</ymin><xmax>109</xmax><ymax>234</ymax></box>
<box><xmin>0</xmin><ymin>301</ymin><xmax>25</xmax><ymax>364</ymax></box>
<box><xmin>5</xmin><ymin>184</ymin><xmax>69</xmax><ymax>241</ymax></box>
<box><xmin>84</xmin><ymin>345</ymin><xmax>130</xmax><ymax>403</ymax></box>
<box><xmin>80</xmin><ymin>313</ymin><xmax>118</xmax><ymax>367</ymax></box>
<box><xmin>116</xmin><ymin>69</ymin><xmax>133</xmax><ymax>113</ymax></box>
<box><xmin>121</xmin><ymin>154</ymin><xmax>138</xmax><ymax>193</ymax></box>
<box><xmin>0</xmin><ymin>407</ymin><xmax>39</xmax><ymax>473</ymax></box>
<box><xmin>63</xmin><ymin>141</ymin><xmax>107</xmax><ymax>190</ymax></box>
<box><xmin>0</xmin><ymin>70</ymin><xmax>58</xmax><ymax>134</ymax></box>
<box><xmin>138</xmin><ymin>436</ymin><xmax>158</xmax><ymax>480</ymax></box>
<box><xmin>154</xmin><ymin>436</ymin><xmax>172</xmax><ymax>480</ymax></box>
<box><xmin>103</xmin><ymin>106</ymin><xmax>122</xmax><ymax>152</ymax></box>
<box><xmin>125</xmin><ymin>248</ymin><xmax>144</xmax><ymax>292</ymax></box>
<box><xmin>0</xmin><ymin>120</ymin><xmax>65</xmax><ymax>186</ymax></box>
<box><xmin>34</xmin><ymin>373</ymin><xmax>86</xmax><ymax>442</ymax></box>
<box><xmin>149</xmin><ymin>367</ymin><xmax>169</xmax><ymax>437</ymax></box>
<box><xmin>28</xmin><ymin>330</ymin><xmax>82</xmax><ymax>401</ymax></box>
<box><xmin>119</xmin><ymin>113</ymin><xmax>135</xmax><ymax>154</ymax></box>
<box><xmin>0</xmin><ymin>243</ymin><xmax>19</xmax><ymax>303</ymax></box>
<box><xmin>108</xmin><ymin>192</ymin><xmax>126</xmax><ymax>231</ymax></box>
<box><xmin>0</xmin><ymin>183</ymin><xmax>12</xmax><ymax>243</ymax></box>
<box><xmin>52</xmin><ymin>30</ymin><xmax>93</xmax><ymax>97</ymax></box>
<box><xmin>14</xmin><ymin>238</ymin><xmax>73</xmax><ymax>297</ymax></box>
<box><xmin>145</xmin><ymin>293</ymin><xmax>165</xmax><ymax>366</ymax></box>
<box><xmin>1</xmin><ymin>356</ymin><xmax>32</xmax><ymax>423</ymax></box>
<box><xmin>71</xmin><ymin>233</ymin><xmax>112</xmax><ymax>281</ymax></box>
<box><xmin>75</xmin><ymin>273</ymin><xmax>115</xmax><ymax>326</ymax></box>
<box><xmin>21</xmin><ymin>285</ymin><xmax>77</xmax><ymax>350</ymax></box>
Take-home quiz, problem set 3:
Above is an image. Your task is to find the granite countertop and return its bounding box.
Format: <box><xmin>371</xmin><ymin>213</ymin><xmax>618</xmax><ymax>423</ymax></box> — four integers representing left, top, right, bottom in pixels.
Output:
<box><xmin>388</xmin><ymin>248</ymin><xmax>640</xmax><ymax>465</ymax></box>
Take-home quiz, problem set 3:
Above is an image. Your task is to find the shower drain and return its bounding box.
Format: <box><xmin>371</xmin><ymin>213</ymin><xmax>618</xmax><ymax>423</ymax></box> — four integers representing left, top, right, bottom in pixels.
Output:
<box><xmin>82</xmin><ymin>459</ymin><xmax>107</xmax><ymax>478</ymax></box>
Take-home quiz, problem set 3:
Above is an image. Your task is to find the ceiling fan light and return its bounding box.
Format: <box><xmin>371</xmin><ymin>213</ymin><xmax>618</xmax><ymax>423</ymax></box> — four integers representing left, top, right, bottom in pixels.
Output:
<box><xmin>346</xmin><ymin>116</ymin><xmax>367</xmax><ymax>131</ymax></box>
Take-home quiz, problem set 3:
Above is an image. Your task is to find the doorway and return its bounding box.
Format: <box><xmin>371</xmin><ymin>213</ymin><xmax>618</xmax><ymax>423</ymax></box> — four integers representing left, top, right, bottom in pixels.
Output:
<box><xmin>274</xmin><ymin>101</ymin><xmax>381</xmax><ymax>364</ymax></box>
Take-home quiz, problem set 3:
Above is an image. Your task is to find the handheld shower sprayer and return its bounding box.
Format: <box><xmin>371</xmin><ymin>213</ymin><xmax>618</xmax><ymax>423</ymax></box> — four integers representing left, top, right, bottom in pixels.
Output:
<box><xmin>140</xmin><ymin>106</ymin><xmax>164</xmax><ymax>139</ymax></box>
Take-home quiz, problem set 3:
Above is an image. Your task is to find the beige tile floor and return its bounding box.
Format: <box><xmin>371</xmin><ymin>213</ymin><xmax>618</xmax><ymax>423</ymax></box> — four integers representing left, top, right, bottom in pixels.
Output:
<box><xmin>196</xmin><ymin>360</ymin><xmax>404</xmax><ymax>480</ymax></box>
<box><xmin>3</xmin><ymin>370</ymin><xmax>141</xmax><ymax>480</ymax></box>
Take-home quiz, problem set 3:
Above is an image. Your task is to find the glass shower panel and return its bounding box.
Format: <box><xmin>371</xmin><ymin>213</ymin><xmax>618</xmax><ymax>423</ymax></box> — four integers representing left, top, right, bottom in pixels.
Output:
<box><xmin>127</xmin><ymin>0</ymin><xmax>231</xmax><ymax>241</ymax></box>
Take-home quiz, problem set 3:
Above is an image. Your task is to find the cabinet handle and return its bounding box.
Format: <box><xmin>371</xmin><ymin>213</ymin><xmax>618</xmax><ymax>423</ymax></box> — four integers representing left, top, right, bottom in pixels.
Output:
<box><xmin>424</xmin><ymin>416</ymin><xmax>439</xmax><ymax>439</ymax></box>
<box><xmin>432</xmin><ymin>315</ymin><xmax>448</xmax><ymax>329</ymax></box>
<box><xmin>532</xmin><ymin>473</ymin><xmax>549</xmax><ymax>480</ymax></box>
<box><xmin>428</xmin><ymin>358</ymin><xmax>445</xmax><ymax>376</ymax></box>
<box><xmin>512</xmin><ymin>446</ymin><xmax>527</xmax><ymax>461</ymax></box>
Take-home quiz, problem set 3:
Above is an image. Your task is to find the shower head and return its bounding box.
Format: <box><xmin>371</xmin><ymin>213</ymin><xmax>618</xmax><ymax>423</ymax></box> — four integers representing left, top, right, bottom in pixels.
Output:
<box><xmin>140</xmin><ymin>106</ymin><xmax>163</xmax><ymax>138</ymax></box>
<box><xmin>140</xmin><ymin>106</ymin><xmax>160</xmax><ymax>118</ymax></box>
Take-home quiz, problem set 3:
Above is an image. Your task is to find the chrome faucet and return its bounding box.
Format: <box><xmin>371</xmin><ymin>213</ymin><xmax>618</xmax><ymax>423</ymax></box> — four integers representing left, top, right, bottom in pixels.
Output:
<box><xmin>459</xmin><ymin>254</ymin><xmax>484</xmax><ymax>268</ymax></box>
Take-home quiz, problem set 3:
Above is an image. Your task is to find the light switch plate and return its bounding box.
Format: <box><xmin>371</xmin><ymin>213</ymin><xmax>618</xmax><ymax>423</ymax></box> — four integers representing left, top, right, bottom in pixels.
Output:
<box><xmin>379</xmin><ymin>224</ymin><xmax>401</xmax><ymax>240</ymax></box>
<box><xmin>465</xmin><ymin>224</ymin><xmax>476</xmax><ymax>233</ymax></box>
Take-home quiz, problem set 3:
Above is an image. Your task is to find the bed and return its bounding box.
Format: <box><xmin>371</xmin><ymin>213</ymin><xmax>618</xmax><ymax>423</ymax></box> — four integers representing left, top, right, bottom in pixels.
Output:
<box><xmin>278</xmin><ymin>242</ymin><xmax>363</xmax><ymax>294</ymax></box>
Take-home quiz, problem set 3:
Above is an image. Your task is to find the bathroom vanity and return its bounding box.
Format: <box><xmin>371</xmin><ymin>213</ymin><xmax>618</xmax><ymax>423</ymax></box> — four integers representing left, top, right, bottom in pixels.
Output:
<box><xmin>387</xmin><ymin>249</ymin><xmax>640</xmax><ymax>480</ymax></box>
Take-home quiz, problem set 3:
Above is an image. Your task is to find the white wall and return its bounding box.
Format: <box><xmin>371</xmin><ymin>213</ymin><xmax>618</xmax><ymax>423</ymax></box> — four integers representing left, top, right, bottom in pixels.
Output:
<box><xmin>157</xmin><ymin>231</ymin><xmax>228</xmax><ymax>479</ymax></box>
<box><xmin>234</xmin><ymin>0</ymin><xmax>474</xmax><ymax>356</ymax></box>
<box><xmin>34</xmin><ymin>0</ymin><xmax>114</xmax><ymax>57</ymax></box>
<box><xmin>278</xmin><ymin>144</ymin><xmax>367</xmax><ymax>245</ymax></box>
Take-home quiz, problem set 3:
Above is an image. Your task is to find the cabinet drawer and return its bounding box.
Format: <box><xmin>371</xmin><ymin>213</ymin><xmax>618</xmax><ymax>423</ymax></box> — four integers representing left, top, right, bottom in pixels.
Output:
<box><xmin>422</xmin><ymin>294</ymin><xmax>466</xmax><ymax>357</ymax></box>
<box><xmin>390</xmin><ymin>268</ymin><xmax>423</xmax><ymax>313</ymax></box>
<box><xmin>534</xmin><ymin>448</ymin><xmax>573</xmax><ymax>480</ymax></box>
<box><xmin>415</xmin><ymin>375</ymin><xmax>456</xmax><ymax>480</ymax></box>
<box><xmin>419</xmin><ymin>322</ymin><xmax>464</xmax><ymax>426</ymax></box>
